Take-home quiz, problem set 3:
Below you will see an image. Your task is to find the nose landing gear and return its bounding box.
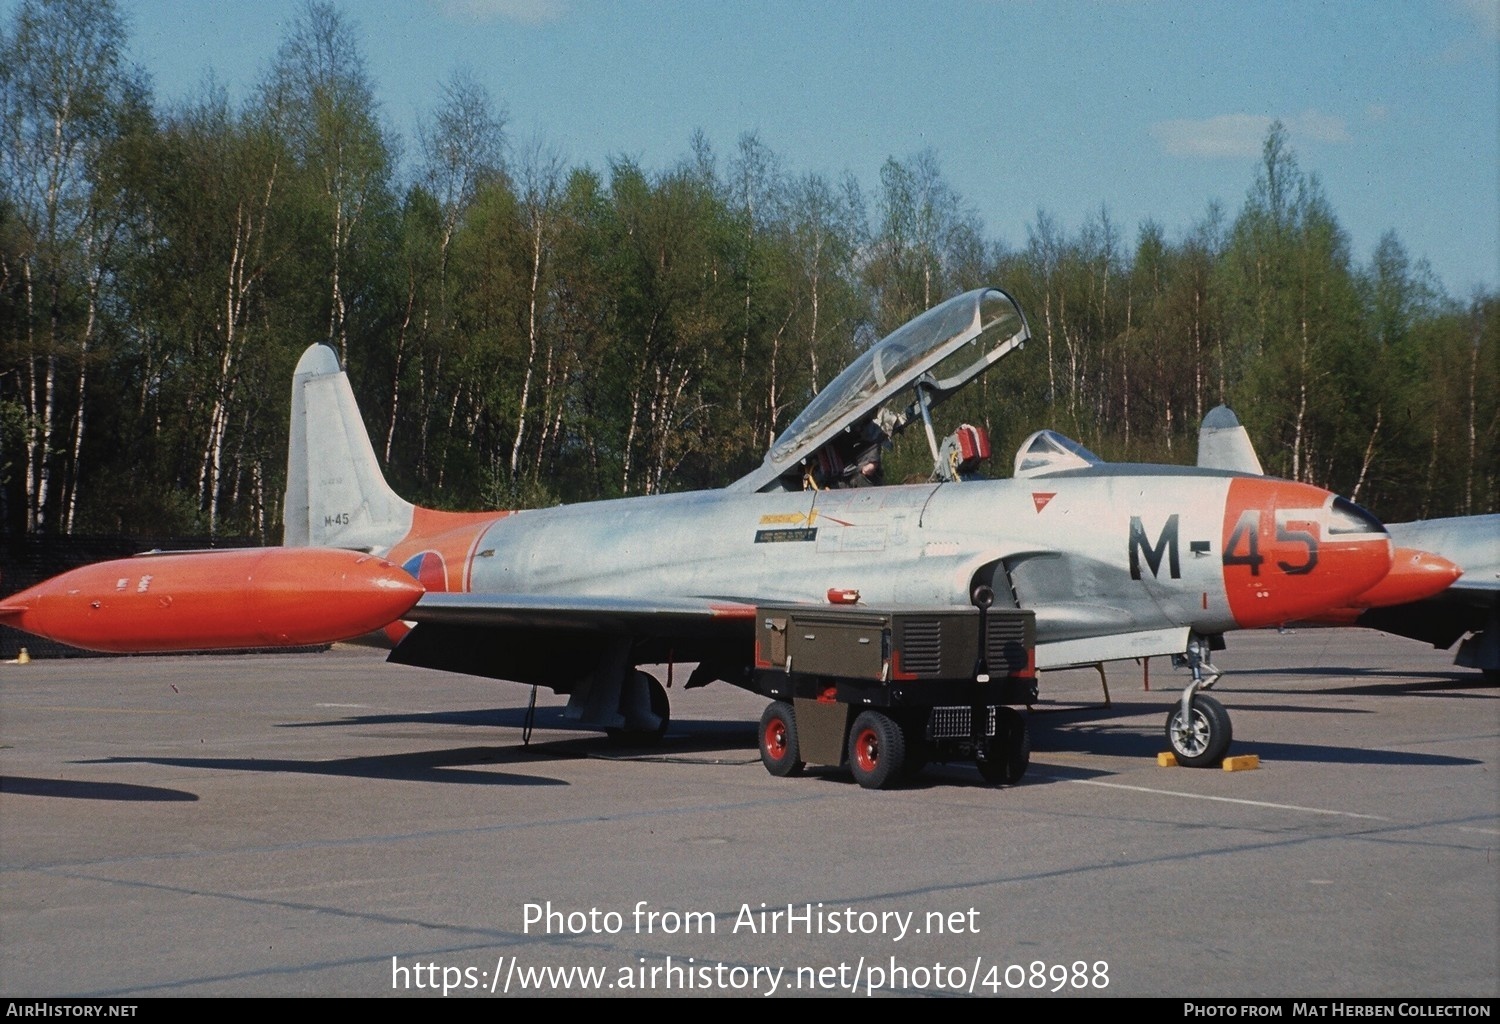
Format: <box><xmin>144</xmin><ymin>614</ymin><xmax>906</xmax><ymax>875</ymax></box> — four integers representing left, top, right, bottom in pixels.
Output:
<box><xmin>1165</xmin><ymin>637</ymin><xmax>1232</xmax><ymax>767</ymax></box>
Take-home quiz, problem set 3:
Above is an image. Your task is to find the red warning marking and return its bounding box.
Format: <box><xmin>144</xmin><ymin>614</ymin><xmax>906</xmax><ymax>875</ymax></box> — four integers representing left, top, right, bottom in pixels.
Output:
<box><xmin>1032</xmin><ymin>492</ymin><xmax>1056</xmax><ymax>513</ymax></box>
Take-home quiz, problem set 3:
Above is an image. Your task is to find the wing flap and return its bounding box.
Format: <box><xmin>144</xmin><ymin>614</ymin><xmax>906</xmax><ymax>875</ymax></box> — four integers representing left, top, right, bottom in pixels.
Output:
<box><xmin>405</xmin><ymin>592</ymin><xmax>756</xmax><ymax>634</ymax></box>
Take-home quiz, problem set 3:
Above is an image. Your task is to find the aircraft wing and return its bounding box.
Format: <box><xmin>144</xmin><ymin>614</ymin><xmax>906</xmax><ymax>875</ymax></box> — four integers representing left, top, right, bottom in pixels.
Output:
<box><xmin>1442</xmin><ymin>577</ymin><xmax>1500</xmax><ymax>595</ymax></box>
<box><xmin>1386</xmin><ymin>516</ymin><xmax>1500</xmax><ymax>597</ymax></box>
<box><xmin>398</xmin><ymin>589</ymin><xmax>1196</xmax><ymax>677</ymax></box>
<box><xmin>1355</xmin><ymin>515</ymin><xmax>1500</xmax><ymax>662</ymax></box>
<box><xmin>388</xmin><ymin>592</ymin><xmax>761</xmax><ymax>691</ymax></box>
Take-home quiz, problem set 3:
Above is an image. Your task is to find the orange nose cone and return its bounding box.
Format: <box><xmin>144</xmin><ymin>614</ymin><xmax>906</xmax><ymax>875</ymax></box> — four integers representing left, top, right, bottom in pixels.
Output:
<box><xmin>1221</xmin><ymin>478</ymin><xmax>1396</xmax><ymax>629</ymax></box>
<box><xmin>1347</xmin><ymin>548</ymin><xmax>1464</xmax><ymax>610</ymax></box>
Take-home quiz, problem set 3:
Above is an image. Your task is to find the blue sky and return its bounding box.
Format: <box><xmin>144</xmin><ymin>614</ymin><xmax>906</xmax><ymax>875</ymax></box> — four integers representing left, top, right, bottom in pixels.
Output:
<box><xmin>17</xmin><ymin>0</ymin><xmax>1499</xmax><ymax>296</ymax></box>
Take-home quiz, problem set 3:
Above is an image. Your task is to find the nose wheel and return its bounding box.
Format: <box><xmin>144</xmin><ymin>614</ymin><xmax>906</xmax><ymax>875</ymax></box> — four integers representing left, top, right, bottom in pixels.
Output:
<box><xmin>1165</xmin><ymin>692</ymin><xmax>1232</xmax><ymax>767</ymax></box>
<box><xmin>1164</xmin><ymin>637</ymin><xmax>1233</xmax><ymax>767</ymax></box>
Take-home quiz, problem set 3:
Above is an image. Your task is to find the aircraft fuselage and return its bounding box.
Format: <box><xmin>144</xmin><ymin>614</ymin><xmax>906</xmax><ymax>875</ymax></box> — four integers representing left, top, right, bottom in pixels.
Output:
<box><xmin>384</xmin><ymin>469</ymin><xmax>1392</xmax><ymax>669</ymax></box>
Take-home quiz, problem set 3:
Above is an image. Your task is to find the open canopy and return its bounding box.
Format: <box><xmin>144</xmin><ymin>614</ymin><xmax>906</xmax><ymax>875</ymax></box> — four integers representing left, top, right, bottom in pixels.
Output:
<box><xmin>730</xmin><ymin>287</ymin><xmax>1030</xmax><ymax>492</ymax></box>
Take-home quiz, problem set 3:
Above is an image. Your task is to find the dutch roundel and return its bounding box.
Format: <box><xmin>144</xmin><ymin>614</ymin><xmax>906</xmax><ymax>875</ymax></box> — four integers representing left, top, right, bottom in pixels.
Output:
<box><xmin>402</xmin><ymin>551</ymin><xmax>448</xmax><ymax>593</ymax></box>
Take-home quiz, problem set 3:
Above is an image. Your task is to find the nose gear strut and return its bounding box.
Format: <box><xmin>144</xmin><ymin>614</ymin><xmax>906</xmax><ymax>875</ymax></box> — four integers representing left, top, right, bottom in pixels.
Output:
<box><xmin>1165</xmin><ymin>635</ymin><xmax>1233</xmax><ymax>767</ymax></box>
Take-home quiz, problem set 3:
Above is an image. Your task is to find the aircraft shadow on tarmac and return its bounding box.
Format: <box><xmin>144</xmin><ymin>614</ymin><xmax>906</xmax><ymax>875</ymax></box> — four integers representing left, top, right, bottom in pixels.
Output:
<box><xmin>75</xmin><ymin>747</ymin><xmax>569</xmax><ymax>787</ymax></box>
<box><xmin>1228</xmin><ymin>672</ymin><xmax>1495</xmax><ymax>698</ymax></box>
<box><xmin>0</xmin><ymin>775</ymin><xmax>199</xmax><ymax>802</ymax></box>
<box><xmin>279</xmin><ymin>703</ymin><xmax>763</xmax><ymax>757</ymax></box>
<box><xmin>279</xmin><ymin>704</ymin><xmax>1051</xmax><ymax>787</ymax></box>
<box><xmin>1162</xmin><ymin>740</ymin><xmax>1479</xmax><ymax>767</ymax></box>
<box><xmin>53</xmin><ymin>691</ymin><xmax>1481</xmax><ymax>793</ymax></box>
<box><xmin>1027</xmin><ymin>706</ymin><xmax>1482</xmax><ymax>768</ymax></box>
<box><xmin>276</xmin><ymin>705</ymin><xmax>559</xmax><ymax>729</ymax></box>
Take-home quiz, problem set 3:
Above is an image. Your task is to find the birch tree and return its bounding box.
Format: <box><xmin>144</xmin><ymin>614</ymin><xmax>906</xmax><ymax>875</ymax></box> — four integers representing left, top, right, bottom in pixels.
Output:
<box><xmin>263</xmin><ymin>0</ymin><xmax>392</xmax><ymax>365</ymax></box>
<box><xmin>0</xmin><ymin>0</ymin><xmax>144</xmax><ymax>532</ymax></box>
<box><xmin>1220</xmin><ymin>124</ymin><xmax>1364</xmax><ymax>489</ymax></box>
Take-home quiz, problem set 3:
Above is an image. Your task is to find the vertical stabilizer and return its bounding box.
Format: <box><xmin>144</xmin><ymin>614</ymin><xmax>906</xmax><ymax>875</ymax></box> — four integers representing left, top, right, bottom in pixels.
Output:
<box><xmin>1196</xmin><ymin>405</ymin><xmax>1265</xmax><ymax>476</ymax></box>
<box><xmin>284</xmin><ymin>345</ymin><xmax>414</xmax><ymax>553</ymax></box>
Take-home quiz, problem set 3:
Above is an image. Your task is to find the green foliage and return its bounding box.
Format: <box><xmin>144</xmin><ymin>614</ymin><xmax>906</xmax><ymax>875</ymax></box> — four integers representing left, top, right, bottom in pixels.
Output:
<box><xmin>0</xmin><ymin>15</ymin><xmax>1492</xmax><ymax>535</ymax></box>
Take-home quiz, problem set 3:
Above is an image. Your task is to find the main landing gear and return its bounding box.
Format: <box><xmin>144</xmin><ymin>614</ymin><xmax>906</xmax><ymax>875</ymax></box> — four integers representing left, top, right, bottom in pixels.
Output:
<box><xmin>1165</xmin><ymin>637</ymin><xmax>1232</xmax><ymax>767</ymax></box>
<box><xmin>603</xmin><ymin>669</ymin><xmax>670</xmax><ymax>746</ymax></box>
<box><xmin>563</xmin><ymin>638</ymin><xmax>672</xmax><ymax>746</ymax></box>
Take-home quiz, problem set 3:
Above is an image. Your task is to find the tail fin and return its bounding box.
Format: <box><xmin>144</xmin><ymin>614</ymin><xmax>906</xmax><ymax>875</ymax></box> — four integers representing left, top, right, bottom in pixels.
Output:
<box><xmin>283</xmin><ymin>344</ymin><xmax>413</xmax><ymax>553</ymax></box>
<box><xmin>1196</xmin><ymin>405</ymin><xmax>1265</xmax><ymax>475</ymax></box>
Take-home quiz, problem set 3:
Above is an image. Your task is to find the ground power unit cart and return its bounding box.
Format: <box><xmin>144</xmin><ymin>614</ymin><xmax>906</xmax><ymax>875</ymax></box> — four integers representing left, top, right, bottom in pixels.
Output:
<box><xmin>751</xmin><ymin>593</ymin><xmax>1036</xmax><ymax>789</ymax></box>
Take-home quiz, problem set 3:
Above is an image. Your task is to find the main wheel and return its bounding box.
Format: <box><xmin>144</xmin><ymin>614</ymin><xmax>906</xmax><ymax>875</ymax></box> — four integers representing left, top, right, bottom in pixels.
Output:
<box><xmin>1165</xmin><ymin>692</ymin><xmax>1232</xmax><ymax>767</ymax></box>
<box><xmin>643</xmin><ymin>672</ymin><xmax>670</xmax><ymax>742</ymax></box>
<box><xmin>759</xmin><ymin>701</ymin><xmax>804</xmax><ymax>777</ymax></box>
<box><xmin>606</xmin><ymin>670</ymin><xmax>670</xmax><ymax>746</ymax></box>
<box><xmin>847</xmin><ymin>710</ymin><xmax>906</xmax><ymax>790</ymax></box>
<box><xmin>977</xmin><ymin>706</ymin><xmax>1029</xmax><ymax>785</ymax></box>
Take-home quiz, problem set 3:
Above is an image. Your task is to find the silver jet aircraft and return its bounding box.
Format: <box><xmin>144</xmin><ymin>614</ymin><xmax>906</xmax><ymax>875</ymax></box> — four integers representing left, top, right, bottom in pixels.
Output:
<box><xmin>283</xmin><ymin>287</ymin><xmax>1414</xmax><ymax>782</ymax></box>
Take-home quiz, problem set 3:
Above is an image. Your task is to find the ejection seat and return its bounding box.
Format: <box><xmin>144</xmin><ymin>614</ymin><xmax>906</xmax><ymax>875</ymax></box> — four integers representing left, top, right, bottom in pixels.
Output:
<box><xmin>935</xmin><ymin>423</ymin><xmax>991</xmax><ymax>482</ymax></box>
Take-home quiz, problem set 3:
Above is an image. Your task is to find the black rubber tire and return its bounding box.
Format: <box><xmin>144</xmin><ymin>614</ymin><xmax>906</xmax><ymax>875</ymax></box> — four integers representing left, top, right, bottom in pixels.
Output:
<box><xmin>977</xmin><ymin>706</ymin><xmax>1029</xmax><ymax>785</ymax></box>
<box><xmin>605</xmin><ymin>671</ymin><xmax>670</xmax><ymax>746</ymax></box>
<box><xmin>759</xmin><ymin>701</ymin><xmax>804</xmax><ymax>777</ymax></box>
<box><xmin>643</xmin><ymin>672</ymin><xmax>670</xmax><ymax>741</ymax></box>
<box><xmin>1164</xmin><ymin>692</ymin><xmax>1233</xmax><ymax>767</ymax></box>
<box><xmin>847</xmin><ymin>710</ymin><xmax>906</xmax><ymax>790</ymax></box>
<box><xmin>898</xmin><ymin>719</ymin><xmax>929</xmax><ymax>781</ymax></box>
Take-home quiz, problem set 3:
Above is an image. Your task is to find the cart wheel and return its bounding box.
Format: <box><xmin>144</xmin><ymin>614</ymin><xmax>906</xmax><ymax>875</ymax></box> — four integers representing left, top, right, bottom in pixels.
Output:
<box><xmin>848</xmin><ymin>710</ymin><xmax>906</xmax><ymax>789</ymax></box>
<box><xmin>977</xmin><ymin>706</ymin><xmax>1029</xmax><ymax>785</ymax></box>
<box><xmin>759</xmin><ymin>701</ymin><xmax>804</xmax><ymax>777</ymax></box>
<box><xmin>899</xmin><ymin>720</ymin><xmax>929</xmax><ymax>781</ymax></box>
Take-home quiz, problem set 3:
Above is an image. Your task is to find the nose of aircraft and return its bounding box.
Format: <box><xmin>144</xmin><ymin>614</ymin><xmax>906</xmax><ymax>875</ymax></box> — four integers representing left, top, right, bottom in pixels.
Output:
<box><xmin>1222</xmin><ymin>478</ymin><xmax>1393</xmax><ymax>629</ymax></box>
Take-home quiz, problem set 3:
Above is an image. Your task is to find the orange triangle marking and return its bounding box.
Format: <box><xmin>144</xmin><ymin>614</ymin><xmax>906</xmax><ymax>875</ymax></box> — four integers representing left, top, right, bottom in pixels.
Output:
<box><xmin>1032</xmin><ymin>492</ymin><xmax>1056</xmax><ymax>513</ymax></box>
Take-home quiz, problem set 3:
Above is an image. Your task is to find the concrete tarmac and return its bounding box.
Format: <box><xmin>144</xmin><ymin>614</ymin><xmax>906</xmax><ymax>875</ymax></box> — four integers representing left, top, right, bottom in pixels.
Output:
<box><xmin>1</xmin><ymin>628</ymin><xmax>1495</xmax><ymax>998</ymax></box>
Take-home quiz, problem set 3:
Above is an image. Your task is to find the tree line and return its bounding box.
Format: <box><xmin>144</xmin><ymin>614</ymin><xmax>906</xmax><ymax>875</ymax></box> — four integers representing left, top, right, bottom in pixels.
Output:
<box><xmin>1</xmin><ymin>0</ymin><xmax>1494</xmax><ymax>540</ymax></box>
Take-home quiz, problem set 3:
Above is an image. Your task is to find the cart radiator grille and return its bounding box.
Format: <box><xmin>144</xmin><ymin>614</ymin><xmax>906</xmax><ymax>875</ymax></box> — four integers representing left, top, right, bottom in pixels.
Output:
<box><xmin>928</xmin><ymin>705</ymin><xmax>997</xmax><ymax>740</ymax></box>
<box><xmin>985</xmin><ymin>615</ymin><xmax>1030</xmax><ymax>675</ymax></box>
<box><xmin>899</xmin><ymin>619</ymin><xmax>943</xmax><ymax>675</ymax></box>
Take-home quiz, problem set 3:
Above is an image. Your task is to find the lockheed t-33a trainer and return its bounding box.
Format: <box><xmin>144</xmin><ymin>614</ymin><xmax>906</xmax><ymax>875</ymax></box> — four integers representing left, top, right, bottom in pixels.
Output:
<box><xmin>2</xmin><ymin>288</ymin><xmax>1456</xmax><ymax>788</ymax></box>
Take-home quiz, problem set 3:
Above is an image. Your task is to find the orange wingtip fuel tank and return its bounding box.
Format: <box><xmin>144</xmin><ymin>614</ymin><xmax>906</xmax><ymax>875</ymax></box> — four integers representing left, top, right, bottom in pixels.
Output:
<box><xmin>1310</xmin><ymin>547</ymin><xmax>1464</xmax><ymax>625</ymax></box>
<box><xmin>0</xmin><ymin>547</ymin><xmax>424</xmax><ymax>653</ymax></box>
